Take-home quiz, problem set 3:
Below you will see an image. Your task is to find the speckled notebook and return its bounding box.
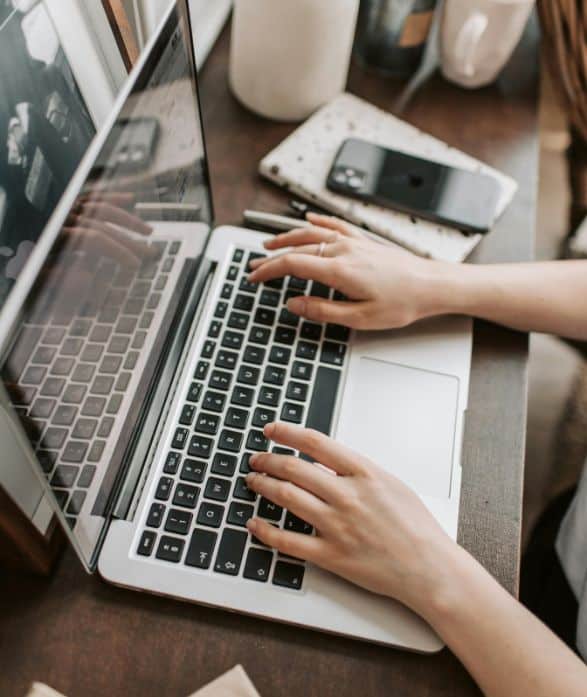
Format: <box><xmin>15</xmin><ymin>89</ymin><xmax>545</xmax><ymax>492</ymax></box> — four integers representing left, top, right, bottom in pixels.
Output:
<box><xmin>259</xmin><ymin>93</ymin><xmax>517</xmax><ymax>262</ymax></box>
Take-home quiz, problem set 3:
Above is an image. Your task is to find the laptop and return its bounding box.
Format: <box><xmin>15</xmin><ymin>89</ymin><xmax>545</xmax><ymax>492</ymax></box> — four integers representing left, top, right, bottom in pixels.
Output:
<box><xmin>0</xmin><ymin>0</ymin><xmax>472</xmax><ymax>652</ymax></box>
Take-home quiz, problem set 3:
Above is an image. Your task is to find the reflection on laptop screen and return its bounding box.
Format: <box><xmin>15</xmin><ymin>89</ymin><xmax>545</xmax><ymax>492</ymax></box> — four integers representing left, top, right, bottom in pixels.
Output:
<box><xmin>0</xmin><ymin>2</ymin><xmax>213</xmax><ymax>568</ymax></box>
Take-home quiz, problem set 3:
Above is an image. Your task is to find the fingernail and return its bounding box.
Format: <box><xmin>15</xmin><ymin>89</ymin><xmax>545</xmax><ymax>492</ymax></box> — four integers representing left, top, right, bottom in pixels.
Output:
<box><xmin>263</xmin><ymin>422</ymin><xmax>275</xmax><ymax>437</ymax></box>
<box><xmin>249</xmin><ymin>258</ymin><xmax>261</xmax><ymax>269</ymax></box>
<box><xmin>249</xmin><ymin>453</ymin><xmax>259</xmax><ymax>468</ymax></box>
<box><xmin>246</xmin><ymin>472</ymin><xmax>257</xmax><ymax>486</ymax></box>
<box><xmin>246</xmin><ymin>518</ymin><xmax>258</xmax><ymax>533</ymax></box>
<box><xmin>287</xmin><ymin>297</ymin><xmax>305</xmax><ymax>314</ymax></box>
<box><xmin>247</xmin><ymin>271</ymin><xmax>258</xmax><ymax>282</ymax></box>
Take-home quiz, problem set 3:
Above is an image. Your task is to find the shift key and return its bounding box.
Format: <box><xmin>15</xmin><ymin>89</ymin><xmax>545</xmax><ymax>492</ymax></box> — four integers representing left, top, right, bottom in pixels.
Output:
<box><xmin>214</xmin><ymin>528</ymin><xmax>247</xmax><ymax>576</ymax></box>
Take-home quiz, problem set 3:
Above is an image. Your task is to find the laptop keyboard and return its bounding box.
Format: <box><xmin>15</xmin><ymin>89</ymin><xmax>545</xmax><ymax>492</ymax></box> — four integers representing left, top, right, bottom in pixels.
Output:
<box><xmin>2</xmin><ymin>240</ymin><xmax>181</xmax><ymax>529</ymax></box>
<box><xmin>137</xmin><ymin>247</ymin><xmax>350</xmax><ymax>591</ymax></box>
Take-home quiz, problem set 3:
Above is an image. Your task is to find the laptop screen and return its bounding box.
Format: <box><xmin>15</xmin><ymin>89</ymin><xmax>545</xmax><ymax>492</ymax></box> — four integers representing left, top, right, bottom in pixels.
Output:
<box><xmin>0</xmin><ymin>0</ymin><xmax>214</xmax><ymax>569</ymax></box>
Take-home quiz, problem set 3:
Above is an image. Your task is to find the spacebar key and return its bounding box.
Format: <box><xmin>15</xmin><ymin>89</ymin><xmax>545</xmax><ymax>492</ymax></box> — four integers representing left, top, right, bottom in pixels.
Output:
<box><xmin>305</xmin><ymin>366</ymin><xmax>341</xmax><ymax>436</ymax></box>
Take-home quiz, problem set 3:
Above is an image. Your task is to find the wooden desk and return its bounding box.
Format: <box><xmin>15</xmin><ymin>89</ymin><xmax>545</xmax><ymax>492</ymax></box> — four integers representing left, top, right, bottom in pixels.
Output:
<box><xmin>0</xmin><ymin>21</ymin><xmax>539</xmax><ymax>697</ymax></box>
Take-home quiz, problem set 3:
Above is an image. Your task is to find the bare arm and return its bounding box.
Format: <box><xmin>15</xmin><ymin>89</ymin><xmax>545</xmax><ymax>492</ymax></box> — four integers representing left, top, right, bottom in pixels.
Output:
<box><xmin>245</xmin><ymin>424</ymin><xmax>587</xmax><ymax>697</ymax></box>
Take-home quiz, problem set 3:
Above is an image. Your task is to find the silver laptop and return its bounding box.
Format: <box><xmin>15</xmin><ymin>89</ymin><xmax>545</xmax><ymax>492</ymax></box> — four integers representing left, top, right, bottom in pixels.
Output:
<box><xmin>0</xmin><ymin>1</ymin><xmax>471</xmax><ymax>652</ymax></box>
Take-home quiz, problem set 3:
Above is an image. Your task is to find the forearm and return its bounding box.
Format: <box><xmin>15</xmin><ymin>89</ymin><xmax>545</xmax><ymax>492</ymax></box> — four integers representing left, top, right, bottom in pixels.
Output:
<box><xmin>421</xmin><ymin>546</ymin><xmax>587</xmax><ymax>697</ymax></box>
<box><xmin>427</xmin><ymin>260</ymin><xmax>587</xmax><ymax>340</ymax></box>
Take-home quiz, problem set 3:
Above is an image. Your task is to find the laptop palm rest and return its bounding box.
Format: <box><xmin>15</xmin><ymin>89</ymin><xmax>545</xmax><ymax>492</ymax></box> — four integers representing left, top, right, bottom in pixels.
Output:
<box><xmin>340</xmin><ymin>357</ymin><xmax>459</xmax><ymax>499</ymax></box>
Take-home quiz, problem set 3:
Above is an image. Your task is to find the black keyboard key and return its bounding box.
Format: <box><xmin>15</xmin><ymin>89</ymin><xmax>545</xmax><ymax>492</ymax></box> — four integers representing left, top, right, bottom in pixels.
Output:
<box><xmin>258</xmin><ymin>385</ymin><xmax>281</xmax><ymax>407</ymax></box>
<box><xmin>51</xmin><ymin>465</ymin><xmax>78</xmax><ymax>488</ymax></box>
<box><xmin>305</xmin><ymin>365</ymin><xmax>341</xmax><ymax>436</ymax></box>
<box><xmin>300</xmin><ymin>322</ymin><xmax>322</xmax><ymax>341</ymax></box>
<box><xmin>239</xmin><ymin>278</ymin><xmax>258</xmax><ymax>294</ymax></box>
<box><xmin>216</xmin><ymin>350</ymin><xmax>238</xmax><ymax>370</ymax></box>
<box><xmin>155</xmin><ymin>476</ymin><xmax>173</xmax><ymax>501</ymax></box>
<box><xmin>22</xmin><ymin>366</ymin><xmax>46</xmax><ymax>385</ymax></box>
<box><xmin>197</xmin><ymin>502</ymin><xmax>224</xmax><ymax>528</ymax></box>
<box><xmin>227</xmin><ymin>501</ymin><xmax>254</xmax><ymax>527</ymax></box>
<box><xmin>225</xmin><ymin>407</ymin><xmax>249</xmax><ymax>429</ymax></box>
<box><xmin>237</xmin><ymin>365</ymin><xmax>260</xmax><ymax>386</ymax></box>
<box><xmin>72</xmin><ymin>418</ymin><xmax>97</xmax><ymax>440</ymax></box>
<box><xmin>284</xmin><ymin>512</ymin><xmax>313</xmax><ymax>535</ymax></box>
<box><xmin>252</xmin><ymin>407</ymin><xmax>276</xmax><ymax>428</ymax></box>
<box><xmin>286</xmin><ymin>381</ymin><xmax>308</xmax><ymax>402</ymax></box>
<box><xmin>246</xmin><ymin>430</ymin><xmax>270</xmax><ymax>452</ymax></box>
<box><xmin>221</xmin><ymin>283</ymin><xmax>234</xmax><ymax>300</ymax></box>
<box><xmin>137</xmin><ymin>530</ymin><xmax>157</xmax><ymax>556</ymax></box>
<box><xmin>43</xmin><ymin>326</ymin><xmax>66</xmax><ymax>345</ymax></box>
<box><xmin>249</xmin><ymin>326</ymin><xmax>270</xmax><ymax>345</ymax></box>
<box><xmin>99</xmin><ymin>355</ymin><xmax>123</xmax><ymax>374</ymax></box>
<box><xmin>91</xmin><ymin>325</ymin><xmax>113</xmax><ymax>343</ymax></box>
<box><xmin>124</xmin><ymin>352</ymin><xmax>139</xmax><ymax>370</ymax></box>
<box><xmin>214</xmin><ymin>302</ymin><xmax>228</xmax><ymax>319</ymax></box>
<box><xmin>281</xmin><ymin>402</ymin><xmax>304</xmax><ymax>424</ymax></box>
<box><xmin>292</xmin><ymin>361</ymin><xmax>313</xmax><ymax>381</ymax></box>
<box><xmin>90</xmin><ymin>375</ymin><xmax>114</xmax><ymax>395</ymax></box>
<box><xmin>53</xmin><ymin>490</ymin><xmax>69</xmax><ymax>510</ymax></box>
<box><xmin>233</xmin><ymin>294</ymin><xmax>254</xmax><ymax>312</ymax></box>
<box><xmin>258</xmin><ymin>497</ymin><xmax>283</xmax><ymax>521</ymax></box>
<box><xmin>61</xmin><ymin>338</ymin><xmax>83</xmax><ymax>356</ymax></box>
<box><xmin>188</xmin><ymin>434</ymin><xmax>214</xmax><ymax>458</ymax></box>
<box><xmin>240</xmin><ymin>452</ymin><xmax>253</xmax><ymax>474</ymax></box>
<box><xmin>310</xmin><ymin>282</ymin><xmax>330</xmax><ymax>298</ymax></box>
<box><xmin>98</xmin><ymin>417</ymin><xmax>115</xmax><ymax>438</ymax></box>
<box><xmin>222</xmin><ymin>331</ymin><xmax>244</xmax><ymax>350</ymax></box>
<box><xmin>228</xmin><ymin>311</ymin><xmax>249</xmax><ymax>331</ymax></box>
<box><xmin>279</xmin><ymin>308</ymin><xmax>299</xmax><ymax>327</ymax></box>
<box><xmin>30</xmin><ymin>398</ymin><xmax>56</xmax><ymax>419</ymax></box>
<box><xmin>185</xmin><ymin>529</ymin><xmax>217</xmax><ymax>568</ymax></box>
<box><xmin>296</xmin><ymin>341</ymin><xmax>318</xmax><ymax>360</ymax></box>
<box><xmin>231</xmin><ymin>386</ymin><xmax>254</xmax><ymax>407</ymax></box>
<box><xmin>187</xmin><ymin>382</ymin><xmax>203</xmax><ymax>403</ymax></box>
<box><xmin>201</xmin><ymin>339</ymin><xmax>216</xmax><ymax>359</ymax></box>
<box><xmin>234</xmin><ymin>476</ymin><xmax>257</xmax><ymax>501</ymax></box>
<box><xmin>180</xmin><ymin>459</ymin><xmax>207</xmax><ymax>484</ymax></box>
<box><xmin>208</xmin><ymin>321</ymin><xmax>222</xmax><ymax>338</ymax></box>
<box><xmin>51</xmin><ymin>358</ymin><xmax>74</xmax><ymax>376</ymax></box>
<box><xmin>115</xmin><ymin>372</ymin><xmax>131</xmax><ymax>392</ymax></box>
<box><xmin>212</xmin><ymin>453</ymin><xmax>237</xmax><ymax>477</ymax></box>
<box><xmin>203</xmin><ymin>390</ymin><xmax>226</xmax><ymax>412</ymax></box>
<box><xmin>191</xmin><ymin>415</ymin><xmax>219</xmax><ymax>441</ymax></box>
<box><xmin>41</xmin><ymin>377</ymin><xmax>65</xmax><ymax>397</ymax></box>
<box><xmin>275</xmin><ymin>326</ymin><xmax>296</xmax><ymax>345</ymax></box>
<box><xmin>269</xmin><ymin>346</ymin><xmax>291</xmax><ymax>365</ymax></box>
<box><xmin>248</xmin><ymin>251</ymin><xmax>266</xmax><ymax>264</ymax></box>
<box><xmin>194</xmin><ymin>361</ymin><xmax>210</xmax><ymax>381</ymax></box>
<box><xmin>218</xmin><ymin>429</ymin><xmax>243</xmax><ymax>453</ymax></box>
<box><xmin>42</xmin><ymin>427</ymin><xmax>67</xmax><ymax>449</ymax></box>
<box><xmin>204</xmin><ymin>477</ymin><xmax>231</xmax><ymax>502</ymax></box>
<box><xmin>78</xmin><ymin>465</ymin><xmax>96</xmax><ymax>488</ymax></box>
<box><xmin>172</xmin><ymin>427</ymin><xmax>189</xmax><ymax>450</ymax></box>
<box><xmin>66</xmin><ymin>490</ymin><xmax>86</xmax><ymax>515</ymax></box>
<box><xmin>288</xmin><ymin>277</ymin><xmax>307</xmax><ymax>291</ymax></box>
<box><xmin>156</xmin><ymin>536</ymin><xmax>184</xmax><ymax>563</ymax></box>
<box><xmin>172</xmin><ymin>483</ymin><xmax>200</xmax><ymax>509</ymax></box>
<box><xmin>273</xmin><ymin>561</ymin><xmax>305</xmax><ymax>590</ymax></box>
<box><xmin>164</xmin><ymin>451</ymin><xmax>182</xmax><ymax>475</ymax></box>
<box><xmin>147</xmin><ymin>503</ymin><xmax>165</xmax><ymax>528</ymax></box>
<box><xmin>232</xmin><ymin>248</ymin><xmax>244</xmax><ymax>263</ymax></box>
<box><xmin>325</xmin><ymin>324</ymin><xmax>351</xmax><ymax>342</ymax></box>
<box><xmin>254</xmin><ymin>308</ymin><xmax>276</xmax><ymax>326</ymax></box>
<box><xmin>244</xmin><ymin>547</ymin><xmax>273</xmax><ymax>583</ymax></box>
<box><xmin>263</xmin><ymin>366</ymin><xmax>286</xmax><ymax>386</ymax></box>
<box><xmin>265</xmin><ymin>277</ymin><xmax>284</xmax><ymax>290</ymax></box>
<box><xmin>179</xmin><ymin>404</ymin><xmax>196</xmax><ymax>426</ymax></box>
<box><xmin>165</xmin><ymin>508</ymin><xmax>193</xmax><ymax>535</ymax></box>
<box><xmin>227</xmin><ymin>265</ymin><xmax>239</xmax><ymax>282</ymax></box>
<box><xmin>321</xmin><ymin>341</ymin><xmax>347</xmax><ymax>367</ymax></box>
<box><xmin>106</xmin><ymin>393</ymin><xmax>123</xmax><ymax>415</ymax></box>
<box><xmin>214</xmin><ymin>528</ymin><xmax>247</xmax><ymax>575</ymax></box>
<box><xmin>32</xmin><ymin>346</ymin><xmax>57</xmax><ymax>365</ymax></box>
<box><xmin>243</xmin><ymin>345</ymin><xmax>265</xmax><ymax>365</ymax></box>
<box><xmin>62</xmin><ymin>441</ymin><xmax>87</xmax><ymax>463</ymax></box>
<box><xmin>88</xmin><ymin>440</ymin><xmax>105</xmax><ymax>462</ymax></box>
<box><xmin>81</xmin><ymin>397</ymin><xmax>106</xmax><ymax>417</ymax></box>
<box><xmin>209</xmin><ymin>370</ymin><xmax>232</xmax><ymax>392</ymax></box>
<box><xmin>259</xmin><ymin>289</ymin><xmax>280</xmax><ymax>307</ymax></box>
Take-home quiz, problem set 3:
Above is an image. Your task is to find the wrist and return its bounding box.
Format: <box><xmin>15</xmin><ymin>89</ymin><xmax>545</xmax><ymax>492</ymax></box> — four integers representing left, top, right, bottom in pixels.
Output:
<box><xmin>415</xmin><ymin>260</ymin><xmax>488</xmax><ymax>321</ymax></box>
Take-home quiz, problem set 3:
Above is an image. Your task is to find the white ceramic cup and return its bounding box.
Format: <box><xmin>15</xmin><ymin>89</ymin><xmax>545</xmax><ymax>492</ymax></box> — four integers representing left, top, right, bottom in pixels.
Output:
<box><xmin>440</xmin><ymin>0</ymin><xmax>535</xmax><ymax>88</ymax></box>
<box><xmin>229</xmin><ymin>0</ymin><xmax>360</xmax><ymax>122</ymax></box>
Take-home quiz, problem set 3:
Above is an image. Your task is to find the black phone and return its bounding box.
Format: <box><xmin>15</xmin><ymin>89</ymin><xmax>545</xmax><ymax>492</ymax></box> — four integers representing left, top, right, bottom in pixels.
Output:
<box><xmin>327</xmin><ymin>138</ymin><xmax>502</xmax><ymax>234</ymax></box>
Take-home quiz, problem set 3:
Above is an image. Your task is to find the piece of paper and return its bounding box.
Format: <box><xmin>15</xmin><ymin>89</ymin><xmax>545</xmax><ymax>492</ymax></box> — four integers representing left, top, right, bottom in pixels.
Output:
<box><xmin>260</xmin><ymin>92</ymin><xmax>518</xmax><ymax>262</ymax></box>
<box><xmin>26</xmin><ymin>684</ymin><xmax>67</xmax><ymax>697</ymax></box>
<box><xmin>189</xmin><ymin>665</ymin><xmax>261</xmax><ymax>697</ymax></box>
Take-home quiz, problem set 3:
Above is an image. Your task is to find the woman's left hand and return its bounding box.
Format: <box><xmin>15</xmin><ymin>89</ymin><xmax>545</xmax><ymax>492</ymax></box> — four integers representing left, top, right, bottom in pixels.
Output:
<box><xmin>246</xmin><ymin>422</ymin><xmax>462</xmax><ymax>620</ymax></box>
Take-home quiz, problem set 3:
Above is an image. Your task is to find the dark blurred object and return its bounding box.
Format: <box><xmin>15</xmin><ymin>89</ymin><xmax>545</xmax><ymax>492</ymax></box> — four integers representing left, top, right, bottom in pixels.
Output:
<box><xmin>354</xmin><ymin>0</ymin><xmax>437</xmax><ymax>78</ymax></box>
<box><xmin>538</xmin><ymin>2</ymin><xmax>587</xmax><ymax>237</ymax></box>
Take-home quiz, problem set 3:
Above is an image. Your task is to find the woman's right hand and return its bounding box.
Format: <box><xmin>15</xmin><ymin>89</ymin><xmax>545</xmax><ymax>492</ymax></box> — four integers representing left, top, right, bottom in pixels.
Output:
<box><xmin>248</xmin><ymin>213</ymin><xmax>454</xmax><ymax>331</ymax></box>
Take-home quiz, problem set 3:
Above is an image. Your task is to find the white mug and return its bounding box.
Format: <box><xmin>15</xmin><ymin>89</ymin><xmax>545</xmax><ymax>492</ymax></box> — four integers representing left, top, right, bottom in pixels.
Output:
<box><xmin>440</xmin><ymin>0</ymin><xmax>535</xmax><ymax>88</ymax></box>
<box><xmin>229</xmin><ymin>0</ymin><xmax>360</xmax><ymax>122</ymax></box>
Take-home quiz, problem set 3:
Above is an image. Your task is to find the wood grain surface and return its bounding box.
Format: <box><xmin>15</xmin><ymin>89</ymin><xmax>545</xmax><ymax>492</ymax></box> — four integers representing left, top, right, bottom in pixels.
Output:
<box><xmin>0</xmin><ymin>18</ymin><xmax>539</xmax><ymax>697</ymax></box>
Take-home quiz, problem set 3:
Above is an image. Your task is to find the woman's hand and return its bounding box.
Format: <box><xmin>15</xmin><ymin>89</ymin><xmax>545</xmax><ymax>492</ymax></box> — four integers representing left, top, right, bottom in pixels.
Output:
<box><xmin>246</xmin><ymin>422</ymin><xmax>463</xmax><ymax>620</ymax></box>
<box><xmin>248</xmin><ymin>213</ymin><xmax>453</xmax><ymax>331</ymax></box>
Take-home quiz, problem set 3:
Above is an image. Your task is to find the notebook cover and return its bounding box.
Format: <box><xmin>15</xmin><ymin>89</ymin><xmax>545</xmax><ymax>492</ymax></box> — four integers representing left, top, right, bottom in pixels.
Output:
<box><xmin>259</xmin><ymin>93</ymin><xmax>518</xmax><ymax>262</ymax></box>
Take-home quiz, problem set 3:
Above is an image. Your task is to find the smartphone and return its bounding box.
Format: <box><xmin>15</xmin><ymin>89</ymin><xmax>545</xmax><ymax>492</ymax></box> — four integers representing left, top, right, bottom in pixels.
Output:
<box><xmin>327</xmin><ymin>138</ymin><xmax>503</xmax><ymax>234</ymax></box>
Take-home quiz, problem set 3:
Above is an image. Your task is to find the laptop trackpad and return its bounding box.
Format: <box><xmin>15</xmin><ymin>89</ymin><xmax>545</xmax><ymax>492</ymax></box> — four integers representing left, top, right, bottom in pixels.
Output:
<box><xmin>341</xmin><ymin>357</ymin><xmax>459</xmax><ymax>499</ymax></box>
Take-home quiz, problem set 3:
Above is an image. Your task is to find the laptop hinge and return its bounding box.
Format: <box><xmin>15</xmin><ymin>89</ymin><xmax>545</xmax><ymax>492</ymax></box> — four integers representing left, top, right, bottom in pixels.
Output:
<box><xmin>111</xmin><ymin>258</ymin><xmax>216</xmax><ymax>522</ymax></box>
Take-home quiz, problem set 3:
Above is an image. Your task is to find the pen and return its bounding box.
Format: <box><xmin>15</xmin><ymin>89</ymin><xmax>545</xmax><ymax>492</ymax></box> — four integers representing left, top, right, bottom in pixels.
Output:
<box><xmin>243</xmin><ymin>210</ymin><xmax>313</xmax><ymax>232</ymax></box>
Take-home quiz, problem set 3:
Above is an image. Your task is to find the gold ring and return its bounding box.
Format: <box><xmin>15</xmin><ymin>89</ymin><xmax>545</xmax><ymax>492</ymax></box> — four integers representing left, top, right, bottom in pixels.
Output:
<box><xmin>318</xmin><ymin>242</ymin><xmax>327</xmax><ymax>257</ymax></box>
